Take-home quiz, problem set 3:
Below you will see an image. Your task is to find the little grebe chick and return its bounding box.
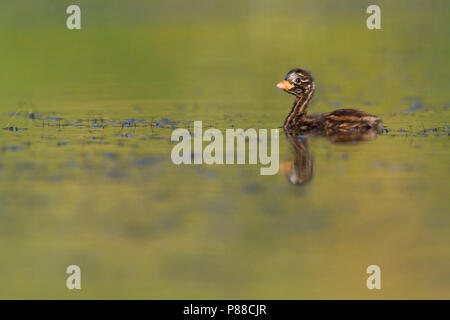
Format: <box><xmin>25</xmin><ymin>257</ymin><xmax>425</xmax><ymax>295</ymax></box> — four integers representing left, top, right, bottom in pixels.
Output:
<box><xmin>277</xmin><ymin>68</ymin><xmax>383</xmax><ymax>134</ymax></box>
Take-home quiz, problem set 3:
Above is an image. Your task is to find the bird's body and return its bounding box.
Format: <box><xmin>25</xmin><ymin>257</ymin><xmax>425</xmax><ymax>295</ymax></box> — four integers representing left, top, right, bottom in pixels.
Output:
<box><xmin>286</xmin><ymin>108</ymin><xmax>383</xmax><ymax>135</ymax></box>
<box><xmin>277</xmin><ymin>68</ymin><xmax>383</xmax><ymax>135</ymax></box>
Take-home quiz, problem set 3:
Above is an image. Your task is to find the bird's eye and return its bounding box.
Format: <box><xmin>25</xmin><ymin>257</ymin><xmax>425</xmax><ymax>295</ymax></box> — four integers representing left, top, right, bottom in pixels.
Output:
<box><xmin>295</xmin><ymin>78</ymin><xmax>301</xmax><ymax>84</ymax></box>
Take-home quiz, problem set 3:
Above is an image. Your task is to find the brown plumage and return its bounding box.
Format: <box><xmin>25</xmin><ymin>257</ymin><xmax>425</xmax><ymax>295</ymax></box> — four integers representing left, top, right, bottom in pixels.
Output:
<box><xmin>277</xmin><ymin>68</ymin><xmax>383</xmax><ymax>135</ymax></box>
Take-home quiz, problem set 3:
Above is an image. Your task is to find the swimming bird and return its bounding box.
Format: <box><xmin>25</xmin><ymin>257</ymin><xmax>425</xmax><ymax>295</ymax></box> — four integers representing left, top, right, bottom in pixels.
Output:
<box><xmin>277</xmin><ymin>68</ymin><xmax>383</xmax><ymax>135</ymax></box>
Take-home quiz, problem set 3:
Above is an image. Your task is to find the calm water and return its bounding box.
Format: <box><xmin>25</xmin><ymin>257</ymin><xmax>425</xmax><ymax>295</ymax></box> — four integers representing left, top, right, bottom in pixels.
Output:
<box><xmin>0</xmin><ymin>1</ymin><xmax>449</xmax><ymax>299</ymax></box>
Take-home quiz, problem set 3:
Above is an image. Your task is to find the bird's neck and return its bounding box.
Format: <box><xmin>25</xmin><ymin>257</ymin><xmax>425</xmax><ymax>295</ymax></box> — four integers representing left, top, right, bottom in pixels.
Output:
<box><xmin>283</xmin><ymin>84</ymin><xmax>315</xmax><ymax>129</ymax></box>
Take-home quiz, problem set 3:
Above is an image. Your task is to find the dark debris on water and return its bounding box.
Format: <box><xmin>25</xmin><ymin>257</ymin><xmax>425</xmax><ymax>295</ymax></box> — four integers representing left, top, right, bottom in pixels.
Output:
<box><xmin>3</xmin><ymin>145</ymin><xmax>25</xmax><ymax>151</ymax></box>
<box><xmin>404</xmin><ymin>103</ymin><xmax>423</xmax><ymax>113</ymax></box>
<box><xmin>379</xmin><ymin>126</ymin><xmax>450</xmax><ymax>138</ymax></box>
<box><xmin>4</xmin><ymin>127</ymin><xmax>27</xmax><ymax>131</ymax></box>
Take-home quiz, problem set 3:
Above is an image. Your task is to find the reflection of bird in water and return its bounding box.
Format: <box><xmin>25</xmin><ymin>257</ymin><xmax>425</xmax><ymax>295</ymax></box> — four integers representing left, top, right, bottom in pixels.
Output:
<box><xmin>282</xmin><ymin>128</ymin><xmax>382</xmax><ymax>186</ymax></box>
<box><xmin>282</xmin><ymin>131</ymin><xmax>314</xmax><ymax>186</ymax></box>
<box><xmin>278</xmin><ymin>68</ymin><xmax>383</xmax><ymax>186</ymax></box>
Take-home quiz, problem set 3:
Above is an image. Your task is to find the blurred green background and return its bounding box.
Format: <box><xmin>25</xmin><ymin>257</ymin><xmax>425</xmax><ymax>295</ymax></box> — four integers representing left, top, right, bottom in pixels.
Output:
<box><xmin>0</xmin><ymin>0</ymin><xmax>449</xmax><ymax>299</ymax></box>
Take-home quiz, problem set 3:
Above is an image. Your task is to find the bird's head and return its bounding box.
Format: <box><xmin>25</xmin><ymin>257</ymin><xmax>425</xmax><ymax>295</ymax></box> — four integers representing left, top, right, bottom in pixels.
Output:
<box><xmin>277</xmin><ymin>68</ymin><xmax>314</xmax><ymax>97</ymax></box>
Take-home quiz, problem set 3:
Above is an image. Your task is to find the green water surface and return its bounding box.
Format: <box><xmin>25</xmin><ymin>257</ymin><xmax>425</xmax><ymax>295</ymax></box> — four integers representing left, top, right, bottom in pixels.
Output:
<box><xmin>0</xmin><ymin>0</ymin><xmax>449</xmax><ymax>299</ymax></box>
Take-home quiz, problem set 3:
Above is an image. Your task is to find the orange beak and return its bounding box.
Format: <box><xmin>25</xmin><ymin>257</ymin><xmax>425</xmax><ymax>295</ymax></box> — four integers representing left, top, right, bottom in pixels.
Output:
<box><xmin>277</xmin><ymin>80</ymin><xmax>294</xmax><ymax>90</ymax></box>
